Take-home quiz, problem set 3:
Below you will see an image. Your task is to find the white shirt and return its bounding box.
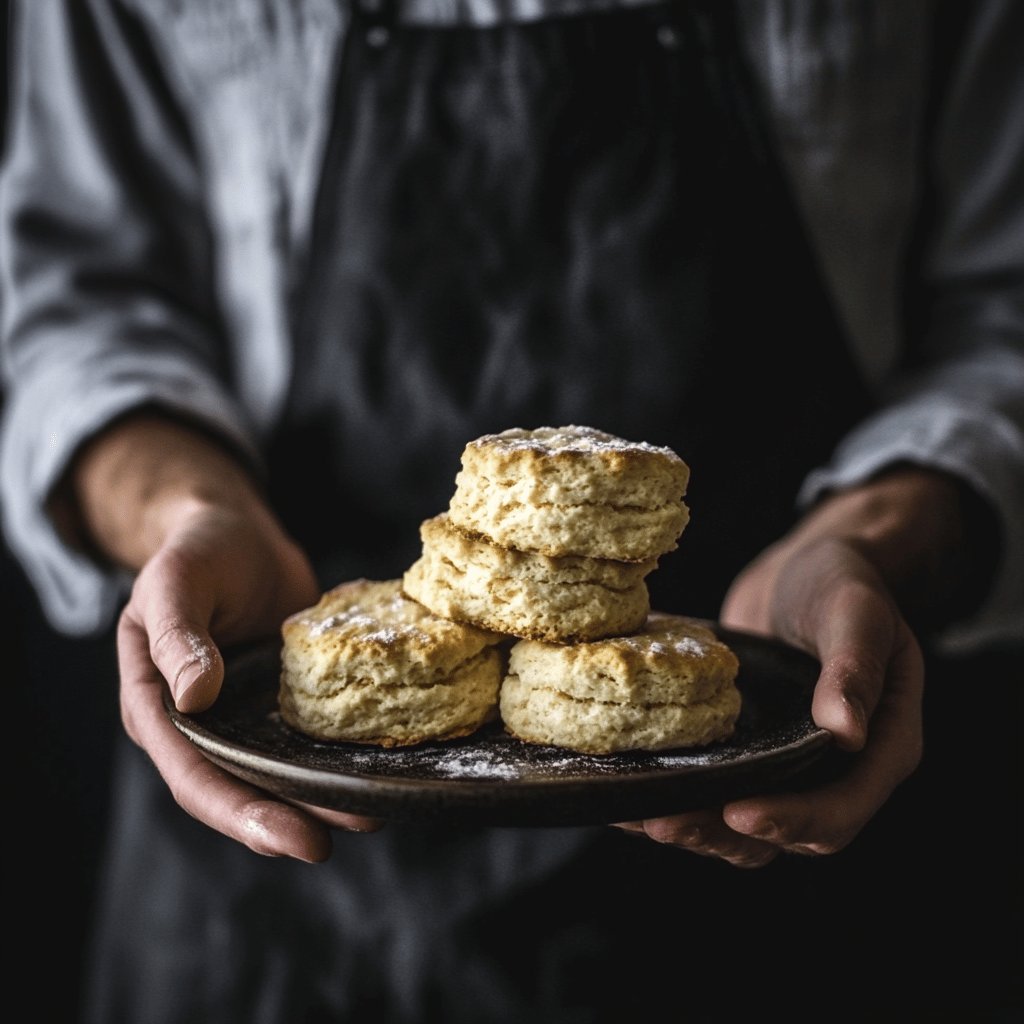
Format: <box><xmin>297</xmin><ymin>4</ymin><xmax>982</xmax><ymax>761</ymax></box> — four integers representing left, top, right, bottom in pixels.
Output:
<box><xmin>1</xmin><ymin>0</ymin><xmax>1022</xmax><ymax>649</ymax></box>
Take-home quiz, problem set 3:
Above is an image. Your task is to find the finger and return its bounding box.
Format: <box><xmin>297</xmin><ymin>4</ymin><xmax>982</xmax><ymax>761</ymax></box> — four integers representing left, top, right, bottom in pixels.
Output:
<box><xmin>615</xmin><ymin>813</ymin><xmax>780</xmax><ymax>868</ymax></box>
<box><xmin>118</xmin><ymin>610</ymin><xmax>333</xmax><ymax>862</ymax></box>
<box><xmin>290</xmin><ymin>800</ymin><xmax>386</xmax><ymax>833</ymax></box>
<box><xmin>611</xmin><ymin>821</ymin><xmax>647</xmax><ymax>835</ymax></box>
<box><xmin>153</xmin><ymin>618</ymin><xmax>224</xmax><ymax>712</ymax></box>
<box><xmin>806</xmin><ymin>579</ymin><xmax>902</xmax><ymax>752</ymax></box>
<box><xmin>723</xmin><ymin>628</ymin><xmax>923</xmax><ymax>855</ymax></box>
<box><xmin>719</xmin><ymin>549</ymin><xmax>776</xmax><ymax>635</ymax></box>
<box><xmin>130</xmin><ymin>565</ymin><xmax>224</xmax><ymax>712</ymax></box>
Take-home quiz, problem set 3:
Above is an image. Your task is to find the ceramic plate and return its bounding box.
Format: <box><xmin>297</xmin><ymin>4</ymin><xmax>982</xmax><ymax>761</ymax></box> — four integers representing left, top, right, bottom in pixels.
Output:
<box><xmin>164</xmin><ymin>623</ymin><xmax>833</xmax><ymax>826</ymax></box>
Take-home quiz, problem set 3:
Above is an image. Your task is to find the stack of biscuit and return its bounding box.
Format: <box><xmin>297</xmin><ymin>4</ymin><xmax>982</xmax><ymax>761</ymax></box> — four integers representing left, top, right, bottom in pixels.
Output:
<box><xmin>404</xmin><ymin>425</ymin><xmax>690</xmax><ymax>642</ymax></box>
<box><xmin>279</xmin><ymin>425</ymin><xmax>742</xmax><ymax>753</ymax></box>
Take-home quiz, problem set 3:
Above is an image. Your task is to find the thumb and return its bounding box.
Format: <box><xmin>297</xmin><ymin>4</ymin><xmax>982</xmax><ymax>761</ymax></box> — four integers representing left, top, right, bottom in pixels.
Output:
<box><xmin>126</xmin><ymin>552</ymin><xmax>226</xmax><ymax>713</ymax></box>
<box><xmin>149</xmin><ymin>616</ymin><xmax>225</xmax><ymax>713</ymax></box>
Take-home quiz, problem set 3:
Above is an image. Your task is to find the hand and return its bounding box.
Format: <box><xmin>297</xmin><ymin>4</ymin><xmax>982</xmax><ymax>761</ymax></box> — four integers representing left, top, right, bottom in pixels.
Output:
<box><xmin>71</xmin><ymin>414</ymin><xmax>383</xmax><ymax>862</ymax></box>
<box><xmin>616</xmin><ymin>537</ymin><xmax>923</xmax><ymax>866</ymax></box>
<box><xmin>610</xmin><ymin>468</ymin><xmax>978</xmax><ymax>868</ymax></box>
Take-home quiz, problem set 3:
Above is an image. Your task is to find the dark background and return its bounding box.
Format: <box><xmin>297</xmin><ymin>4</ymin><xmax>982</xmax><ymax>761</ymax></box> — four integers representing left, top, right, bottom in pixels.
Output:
<box><xmin>1</xmin><ymin>2</ymin><xmax>1021</xmax><ymax>1022</ymax></box>
<box><xmin>1</xmin><ymin>0</ymin><xmax>118</xmax><ymax>1017</ymax></box>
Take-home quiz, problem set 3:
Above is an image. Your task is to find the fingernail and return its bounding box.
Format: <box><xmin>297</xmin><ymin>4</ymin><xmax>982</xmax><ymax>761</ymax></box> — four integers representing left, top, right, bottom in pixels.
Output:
<box><xmin>172</xmin><ymin>659</ymin><xmax>206</xmax><ymax>704</ymax></box>
<box><xmin>171</xmin><ymin>630</ymin><xmax>216</xmax><ymax>703</ymax></box>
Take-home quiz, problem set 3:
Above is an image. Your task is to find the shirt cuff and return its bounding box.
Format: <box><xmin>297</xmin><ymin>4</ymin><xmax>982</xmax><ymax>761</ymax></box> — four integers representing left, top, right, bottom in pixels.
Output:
<box><xmin>798</xmin><ymin>400</ymin><xmax>1024</xmax><ymax>652</ymax></box>
<box><xmin>1</xmin><ymin>351</ymin><xmax>263</xmax><ymax>636</ymax></box>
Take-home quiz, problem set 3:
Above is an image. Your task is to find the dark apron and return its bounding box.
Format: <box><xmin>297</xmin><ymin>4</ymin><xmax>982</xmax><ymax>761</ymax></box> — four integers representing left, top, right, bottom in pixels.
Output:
<box><xmin>89</xmin><ymin>3</ymin><xmax>876</xmax><ymax>1023</ymax></box>
<box><xmin>271</xmin><ymin>0</ymin><xmax>873</xmax><ymax>618</ymax></box>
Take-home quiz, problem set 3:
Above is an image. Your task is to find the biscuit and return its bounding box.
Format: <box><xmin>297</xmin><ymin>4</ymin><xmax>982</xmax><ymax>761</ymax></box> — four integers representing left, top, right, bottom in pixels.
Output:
<box><xmin>446</xmin><ymin>425</ymin><xmax>690</xmax><ymax>562</ymax></box>
<box><xmin>500</xmin><ymin>613</ymin><xmax>742</xmax><ymax>753</ymax></box>
<box><xmin>278</xmin><ymin>578</ymin><xmax>504</xmax><ymax>747</ymax></box>
<box><xmin>402</xmin><ymin>512</ymin><xmax>656</xmax><ymax>642</ymax></box>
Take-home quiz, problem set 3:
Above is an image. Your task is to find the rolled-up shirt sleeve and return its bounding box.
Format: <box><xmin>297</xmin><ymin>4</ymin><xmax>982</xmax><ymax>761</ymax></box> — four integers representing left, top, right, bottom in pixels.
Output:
<box><xmin>0</xmin><ymin>0</ymin><xmax>262</xmax><ymax>636</ymax></box>
<box><xmin>799</xmin><ymin>0</ymin><xmax>1024</xmax><ymax>651</ymax></box>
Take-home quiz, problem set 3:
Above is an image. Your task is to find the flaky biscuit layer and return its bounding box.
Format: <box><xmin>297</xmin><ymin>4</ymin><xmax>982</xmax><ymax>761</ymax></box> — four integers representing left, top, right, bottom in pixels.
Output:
<box><xmin>500</xmin><ymin>613</ymin><xmax>742</xmax><ymax>753</ymax></box>
<box><xmin>499</xmin><ymin>676</ymin><xmax>741</xmax><ymax>754</ymax></box>
<box><xmin>402</xmin><ymin>512</ymin><xmax>654</xmax><ymax>642</ymax></box>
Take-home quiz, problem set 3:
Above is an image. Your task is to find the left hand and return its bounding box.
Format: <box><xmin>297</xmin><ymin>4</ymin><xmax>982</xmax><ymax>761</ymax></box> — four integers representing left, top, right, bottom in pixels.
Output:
<box><xmin>613</xmin><ymin>477</ymin><xmax>939</xmax><ymax>867</ymax></box>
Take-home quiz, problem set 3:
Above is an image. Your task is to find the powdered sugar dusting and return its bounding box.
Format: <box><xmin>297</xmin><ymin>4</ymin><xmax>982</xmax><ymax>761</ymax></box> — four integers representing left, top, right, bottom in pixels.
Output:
<box><xmin>328</xmin><ymin>735</ymin><xmax>715</xmax><ymax>781</ymax></box>
<box><xmin>185</xmin><ymin>628</ymin><xmax>214</xmax><ymax>669</ymax></box>
<box><xmin>339</xmin><ymin>743</ymin><xmax>525</xmax><ymax>779</ymax></box>
<box><xmin>304</xmin><ymin>607</ymin><xmax>433</xmax><ymax>646</ymax></box>
<box><xmin>430</xmin><ymin>749</ymin><xmax>520</xmax><ymax>779</ymax></box>
<box><xmin>470</xmin><ymin>425</ymin><xmax>682</xmax><ymax>461</ymax></box>
<box><xmin>647</xmin><ymin>750</ymin><xmax>721</xmax><ymax>767</ymax></box>
<box><xmin>612</xmin><ymin>630</ymin><xmax>711</xmax><ymax>659</ymax></box>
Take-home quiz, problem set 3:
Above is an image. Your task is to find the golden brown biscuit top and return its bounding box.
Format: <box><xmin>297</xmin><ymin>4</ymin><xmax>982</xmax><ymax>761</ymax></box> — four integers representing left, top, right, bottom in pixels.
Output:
<box><xmin>283</xmin><ymin>578</ymin><xmax>501</xmax><ymax>658</ymax></box>
<box><xmin>507</xmin><ymin>612</ymin><xmax>740</xmax><ymax>705</ymax></box>
<box><xmin>466</xmin><ymin>424</ymin><xmax>681</xmax><ymax>460</ymax></box>
<box><xmin>600</xmin><ymin>613</ymin><xmax>731</xmax><ymax>664</ymax></box>
<box><xmin>456</xmin><ymin>424</ymin><xmax>690</xmax><ymax>510</ymax></box>
<box><xmin>467</xmin><ymin>424</ymin><xmax>685</xmax><ymax>469</ymax></box>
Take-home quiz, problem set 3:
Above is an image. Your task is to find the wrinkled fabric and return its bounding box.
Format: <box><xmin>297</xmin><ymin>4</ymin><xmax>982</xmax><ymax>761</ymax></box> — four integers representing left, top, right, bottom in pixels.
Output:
<box><xmin>1</xmin><ymin>0</ymin><xmax>1022</xmax><ymax>645</ymax></box>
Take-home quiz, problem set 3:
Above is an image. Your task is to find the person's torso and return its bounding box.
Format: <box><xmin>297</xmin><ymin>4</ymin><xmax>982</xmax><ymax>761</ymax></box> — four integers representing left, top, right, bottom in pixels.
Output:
<box><xmin>129</xmin><ymin>0</ymin><xmax>931</xmax><ymax>422</ymax></box>
<box><xmin>123</xmin><ymin>0</ymin><xmax>932</xmax><ymax>614</ymax></box>
<box><xmin>263</xmin><ymin>0</ymin><xmax>874</xmax><ymax>615</ymax></box>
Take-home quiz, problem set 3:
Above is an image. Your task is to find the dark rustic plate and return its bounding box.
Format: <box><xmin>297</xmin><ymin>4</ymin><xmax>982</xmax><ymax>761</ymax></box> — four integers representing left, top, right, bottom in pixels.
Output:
<box><xmin>164</xmin><ymin>623</ymin><xmax>833</xmax><ymax>827</ymax></box>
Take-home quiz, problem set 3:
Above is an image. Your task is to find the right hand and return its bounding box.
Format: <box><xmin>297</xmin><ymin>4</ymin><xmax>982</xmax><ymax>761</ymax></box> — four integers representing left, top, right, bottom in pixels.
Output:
<box><xmin>117</xmin><ymin>496</ymin><xmax>385</xmax><ymax>861</ymax></box>
<box><xmin>71</xmin><ymin>413</ymin><xmax>383</xmax><ymax>861</ymax></box>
